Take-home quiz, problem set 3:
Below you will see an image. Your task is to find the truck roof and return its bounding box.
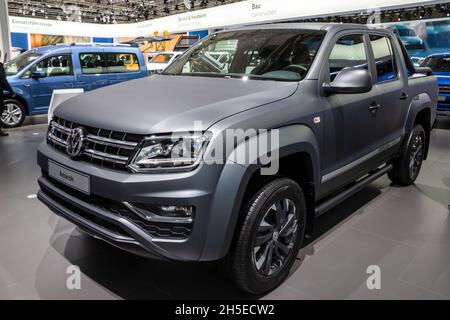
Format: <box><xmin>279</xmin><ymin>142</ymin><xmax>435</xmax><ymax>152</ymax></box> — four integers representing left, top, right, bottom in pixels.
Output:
<box><xmin>226</xmin><ymin>22</ymin><xmax>372</xmax><ymax>32</ymax></box>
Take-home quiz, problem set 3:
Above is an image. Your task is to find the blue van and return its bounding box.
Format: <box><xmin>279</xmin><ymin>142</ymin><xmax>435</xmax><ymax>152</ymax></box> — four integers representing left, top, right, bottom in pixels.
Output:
<box><xmin>2</xmin><ymin>44</ymin><xmax>147</xmax><ymax>128</ymax></box>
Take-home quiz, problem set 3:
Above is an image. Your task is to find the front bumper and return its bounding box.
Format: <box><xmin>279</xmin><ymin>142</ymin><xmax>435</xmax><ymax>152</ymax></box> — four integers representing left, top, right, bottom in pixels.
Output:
<box><xmin>437</xmin><ymin>93</ymin><xmax>450</xmax><ymax>116</ymax></box>
<box><xmin>37</xmin><ymin>142</ymin><xmax>224</xmax><ymax>261</ymax></box>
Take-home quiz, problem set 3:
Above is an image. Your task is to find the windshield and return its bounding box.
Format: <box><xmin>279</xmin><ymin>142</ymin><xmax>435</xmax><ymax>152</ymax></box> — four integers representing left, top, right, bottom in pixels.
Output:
<box><xmin>150</xmin><ymin>53</ymin><xmax>174</xmax><ymax>64</ymax></box>
<box><xmin>4</xmin><ymin>51</ymin><xmax>41</xmax><ymax>76</ymax></box>
<box><xmin>422</xmin><ymin>56</ymin><xmax>450</xmax><ymax>72</ymax></box>
<box><xmin>163</xmin><ymin>29</ymin><xmax>325</xmax><ymax>81</ymax></box>
<box><xmin>398</xmin><ymin>29</ymin><xmax>416</xmax><ymax>37</ymax></box>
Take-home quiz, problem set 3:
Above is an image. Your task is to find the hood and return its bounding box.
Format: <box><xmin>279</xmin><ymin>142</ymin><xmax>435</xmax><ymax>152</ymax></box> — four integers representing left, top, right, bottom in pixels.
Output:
<box><xmin>54</xmin><ymin>75</ymin><xmax>298</xmax><ymax>135</ymax></box>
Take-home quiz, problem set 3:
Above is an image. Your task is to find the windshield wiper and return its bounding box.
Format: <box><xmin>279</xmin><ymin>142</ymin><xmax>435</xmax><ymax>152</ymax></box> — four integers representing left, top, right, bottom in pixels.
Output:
<box><xmin>161</xmin><ymin>72</ymin><xmax>237</xmax><ymax>79</ymax></box>
<box><xmin>160</xmin><ymin>72</ymin><xmax>299</xmax><ymax>82</ymax></box>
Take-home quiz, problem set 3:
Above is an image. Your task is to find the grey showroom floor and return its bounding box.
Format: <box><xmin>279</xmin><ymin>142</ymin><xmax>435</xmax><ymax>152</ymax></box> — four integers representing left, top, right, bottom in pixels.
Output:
<box><xmin>0</xmin><ymin>115</ymin><xmax>449</xmax><ymax>300</ymax></box>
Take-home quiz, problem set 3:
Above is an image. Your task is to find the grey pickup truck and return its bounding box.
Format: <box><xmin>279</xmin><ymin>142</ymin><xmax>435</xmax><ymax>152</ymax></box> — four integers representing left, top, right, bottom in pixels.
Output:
<box><xmin>37</xmin><ymin>23</ymin><xmax>437</xmax><ymax>294</ymax></box>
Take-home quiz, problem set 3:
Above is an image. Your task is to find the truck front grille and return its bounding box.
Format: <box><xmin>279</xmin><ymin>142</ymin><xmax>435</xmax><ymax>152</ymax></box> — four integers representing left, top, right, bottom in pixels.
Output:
<box><xmin>47</xmin><ymin>116</ymin><xmax>143</xmax><ymax>171</ymax></box>
<box><xmin>439</xmin><ymin>85</ymin><xmax>450</xmax><ymax>94</ymax></box>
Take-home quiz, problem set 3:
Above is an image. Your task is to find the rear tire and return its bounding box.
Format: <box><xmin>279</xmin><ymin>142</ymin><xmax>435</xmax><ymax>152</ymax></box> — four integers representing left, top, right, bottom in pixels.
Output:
<box><xmin>388</xmin><ymin>124</ymin><xmax>426</xmax><ymax>186</ymax></box>
<box><xmin>223</xmin><ymin>178</ymin><xmax>306</xmax><ymax>295</ymax></box>
<box><xmin>1</xmin><ymin>99</ymin><xmax>26</xmax><ymax>128</ymax></box>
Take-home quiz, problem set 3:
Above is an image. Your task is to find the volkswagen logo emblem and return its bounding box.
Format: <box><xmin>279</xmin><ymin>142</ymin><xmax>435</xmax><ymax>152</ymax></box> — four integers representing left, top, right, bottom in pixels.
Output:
<box><xmin>66</xmin><ymin>127</ymin><xmax>86</xmax><ymax>157</ymax></box>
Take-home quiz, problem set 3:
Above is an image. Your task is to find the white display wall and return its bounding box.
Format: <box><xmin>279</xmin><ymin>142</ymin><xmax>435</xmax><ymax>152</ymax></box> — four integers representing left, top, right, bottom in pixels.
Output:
<box><xmin>9</xmin><ymin>0</ymin><xmax>439</xmax><ymax>37</ymax></box>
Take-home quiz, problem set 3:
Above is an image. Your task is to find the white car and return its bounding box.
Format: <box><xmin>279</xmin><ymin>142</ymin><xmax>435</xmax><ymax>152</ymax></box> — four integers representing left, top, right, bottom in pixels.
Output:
<box><xmin>146</xmin><ymin>51</ymin><xmax>183</xmax><ymax>74</ymax></box>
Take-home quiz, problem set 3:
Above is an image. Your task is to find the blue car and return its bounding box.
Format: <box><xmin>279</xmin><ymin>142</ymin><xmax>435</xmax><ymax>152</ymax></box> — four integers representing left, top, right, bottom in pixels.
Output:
<box><xmin>421</xmin><ymin>53</ymin><xmax>450</xmax><ymax>116</ymax></box>
<box><xmin>2</xmin><ymin>44</ymin><xmax>147</xmax><ymax>128</ymax></box>
<box><xmin>389</xmin><ymin>25</ymin><xmax>424</xmax><ymax>51</ymax></box>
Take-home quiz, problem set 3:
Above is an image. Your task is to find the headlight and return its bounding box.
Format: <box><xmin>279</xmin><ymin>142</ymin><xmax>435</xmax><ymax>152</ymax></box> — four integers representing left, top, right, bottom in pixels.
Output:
<box><xmin>128</xmin><ymin>132</ymin><xmax>212</xmax><ymax>172</ymax></box>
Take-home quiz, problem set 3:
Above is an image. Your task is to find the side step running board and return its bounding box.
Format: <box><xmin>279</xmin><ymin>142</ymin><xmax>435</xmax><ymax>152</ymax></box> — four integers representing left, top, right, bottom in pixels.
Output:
<box><xmin>315</xmin><ymin>164</ymin><xmax>393</xmax><ymax>217</ymax></box>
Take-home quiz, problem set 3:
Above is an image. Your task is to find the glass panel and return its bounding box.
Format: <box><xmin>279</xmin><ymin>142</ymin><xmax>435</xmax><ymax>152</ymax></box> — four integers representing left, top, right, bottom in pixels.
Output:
<box><xmin>164</xmin><ymin>29</ymin><xmax>326</xmax><ymax>82</ymax></box>
<box><xmin>370</xmin><ymin>35</ymin><xmax>397</xmax><ymax>82</ymax></box>
<box><xmin>35</xmin><ymin>55</ymin><xmax>73</xmax><ymax>77</ymax></box>
<box><xmin>106</xmin><ymin>53</ymin><xmax>140</xmax><ymax>73</ymax></box>
<box><xmin>150</xmin><ymin>53</ymin><xmax>174</xmax><ymax>64</ymax></box>
<box><xmin>4</xmin><ymin>52</ymin><xmax>41</xmax><ymax>76</ymax></box>
<box><xmin>79</xmin><ymin>53</ymin><xmax>107</xmax><ymax>74</ymax></box>
<box><xmin>422</xmin><ymin>56</ymin><xmax>450</xmax><ymax>72</ymax></box>
<box><xmin>329</xmin><ymin>34</ymin><xmax>367</xmax><ymax>81</ymax></box>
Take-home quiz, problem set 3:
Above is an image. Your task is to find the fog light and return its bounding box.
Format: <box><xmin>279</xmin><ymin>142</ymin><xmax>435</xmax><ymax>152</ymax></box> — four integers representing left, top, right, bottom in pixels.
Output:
<box><xmin>122</xmin><ymin>202</ymin><xmax>194</xmax><ymax>224</ymax></box>
<box><xmin>159</xmin><ymin>205</ymin><xmax>193</xmax><ymax>217</ymax></box>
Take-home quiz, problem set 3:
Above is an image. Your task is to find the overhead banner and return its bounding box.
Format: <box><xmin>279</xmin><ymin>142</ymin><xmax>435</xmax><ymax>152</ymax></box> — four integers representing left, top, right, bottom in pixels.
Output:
<box><xmin>9</xmin><ymin>0</ymin><xmax>439</xmax><ymax>37</ymax></box>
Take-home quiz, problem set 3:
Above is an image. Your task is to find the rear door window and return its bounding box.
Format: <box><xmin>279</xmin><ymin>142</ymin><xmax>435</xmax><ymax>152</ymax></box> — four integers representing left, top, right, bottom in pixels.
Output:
<box><xmin>79</xmin><ymin>53</ymin><xmax>107</xmax><ymax>74</ymax></box>
<box><xmin>106</xmin><ymin>53</ymin><xmax>140</xmax><ymax>73</ymax></box>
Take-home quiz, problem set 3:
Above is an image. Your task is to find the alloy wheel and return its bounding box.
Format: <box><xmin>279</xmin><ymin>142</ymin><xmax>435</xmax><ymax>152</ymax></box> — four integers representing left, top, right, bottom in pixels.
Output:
<box><xmin>1</xmin><ymin>103</ymin><xmax>23</xmax><ymax>126</ymax></box>
<box><xmin>253</xmin><ymin>198</ymin><xmax>299</xmax><ymax>276</ymax></box>
<box><xmin>409</xmin><ymin>133</ymin><xmax>424</xmax><ymax>180</ymax></box>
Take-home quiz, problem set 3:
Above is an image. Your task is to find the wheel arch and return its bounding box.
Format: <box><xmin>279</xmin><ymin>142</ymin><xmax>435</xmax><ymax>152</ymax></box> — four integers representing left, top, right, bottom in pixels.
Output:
<box><xmin>200</xmin><ymin>124</ymin><xmax>320</xmax><ymax>261</ymax></box>
<box><xmin>403</xmin><ymin>93</ymin><xmax>433</xmax><ymax>160</ymax></box>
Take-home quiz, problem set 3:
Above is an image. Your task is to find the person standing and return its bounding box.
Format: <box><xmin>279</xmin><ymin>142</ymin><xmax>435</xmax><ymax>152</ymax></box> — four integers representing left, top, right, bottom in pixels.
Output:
<box><xmin>0</xmin><ymin>49</ymin><xmax>16</xmax><ymax>136</ymax></box>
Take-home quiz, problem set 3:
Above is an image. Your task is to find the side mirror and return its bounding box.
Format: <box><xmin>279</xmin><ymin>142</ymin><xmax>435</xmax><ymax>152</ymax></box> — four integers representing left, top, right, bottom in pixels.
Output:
<box><xmin>414</xmin><ymin>67</ymin><xmax>433</xmax><ymax>76</ymax></box>
<box><xmin>31</xmin><ymin>70</ymin><xmax>46</xmax><ymax>79</ymax></box>
<box><xmin>323</xmin><ymin>68</ymin><xmax>372</xmax><ymax>94</ymax></box>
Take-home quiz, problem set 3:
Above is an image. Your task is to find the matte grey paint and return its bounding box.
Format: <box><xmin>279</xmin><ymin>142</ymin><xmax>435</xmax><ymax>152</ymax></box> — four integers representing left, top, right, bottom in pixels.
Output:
<box><xmin>54</xmin><ymin>75</ymin><xmax>298</xmax><ymax>134</ymax></box>
<box><xmin>324</xmin><ymin>68</ymin><xmax>373</xmax><ymax>94</ymax></box>
<box><xmin>37</xmin><ymin>23</ymin><xmax>438</xmax><ymax>262</ymax></box>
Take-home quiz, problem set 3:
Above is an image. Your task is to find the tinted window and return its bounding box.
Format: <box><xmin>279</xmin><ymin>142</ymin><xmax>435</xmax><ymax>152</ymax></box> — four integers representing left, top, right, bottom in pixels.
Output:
<box><xmin>370</xmin><ymin>35</ymin><xmax>397</xmax><ymax>82</ymax></box>
<box><xmin>422</xmin><ymin>56</ymin><xmax>450</xmax><ymax>72</ymax></box>
<box><xmin>329</xmin><ymin>34</ymin><xmax>368</xmax><ymax>81</ymax></box>
<box><xmin>79</xmin><ymin>53</ymin><xmax>107</xmax><ymax>74</ymax></box>
<box><xmin>164</xmin><ymin>29</ymin><xmax>325</xmax><ymax>81</ymax></box>
<box><xmin>35</xmin><ymin>55</ymin><xmax>73</xmax><ymax>77</ymax></box>
<box><xmin>106</xmin><ymin>53</ymin><xmax>140</xmax><ymax>73</ymax></box>
<box><xmin>398</xmin><ymin>29</ymin><xmax>416</xmax><ymax>37</ymax></box>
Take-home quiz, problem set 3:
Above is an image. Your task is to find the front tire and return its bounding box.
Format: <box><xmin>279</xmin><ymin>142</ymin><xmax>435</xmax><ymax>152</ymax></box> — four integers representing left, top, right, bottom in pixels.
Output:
<box><xmin>388</xmin><ymin>124</ymin><xmax>426</xmax><ymax>186</ymax></box>
<box><xmin>223</xmin><ymin>178</ymin><xmax>306</xmax><ymax>294</ymax></box>
<box><xmin>1</xmin><ymin>99</ymin><xmax>26</xmax><ymax>128</ymax></box>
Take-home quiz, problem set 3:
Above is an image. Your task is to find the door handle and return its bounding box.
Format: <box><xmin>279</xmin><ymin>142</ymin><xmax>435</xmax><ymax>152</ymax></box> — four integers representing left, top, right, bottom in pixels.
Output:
<box><xmin>23</xmin><ymin>84</ymin><xmax>31</xmax><ymax>87</ymax></box>
<box><xmin>369</xmin><ymin>102</ymin><xmax>381</xmax><ymax>115</ymax></box>
<box><xmin>400</xmin><ymin>92</ymin><xmax>409</xmax><ymax>100</ymax></box>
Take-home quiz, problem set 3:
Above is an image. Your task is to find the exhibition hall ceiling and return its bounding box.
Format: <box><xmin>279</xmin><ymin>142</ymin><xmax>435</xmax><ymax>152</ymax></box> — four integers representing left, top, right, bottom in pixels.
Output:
<box><xmin>7</xmin><ymin>0</ymin><xmax>244</xmax><ymax>24</ymax></box>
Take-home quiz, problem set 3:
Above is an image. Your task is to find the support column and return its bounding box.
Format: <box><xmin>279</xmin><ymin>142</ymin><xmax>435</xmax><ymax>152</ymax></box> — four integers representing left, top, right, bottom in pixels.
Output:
<box><xmin>0</xmin><ymin>0</ymin><xmax>11</xmax><ymax>61</ymax></box>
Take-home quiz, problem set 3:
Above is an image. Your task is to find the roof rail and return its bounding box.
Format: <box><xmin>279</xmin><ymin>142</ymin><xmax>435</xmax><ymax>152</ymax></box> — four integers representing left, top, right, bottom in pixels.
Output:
<box><xmin>70</xmin><ymin>42</ymin><xmax>97</xmax><ymax>46</ymax></box>
<box><xmin>68</xmin><ymin>43</ymin><xmax>133</xmax><ymax>47</ymax></box>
